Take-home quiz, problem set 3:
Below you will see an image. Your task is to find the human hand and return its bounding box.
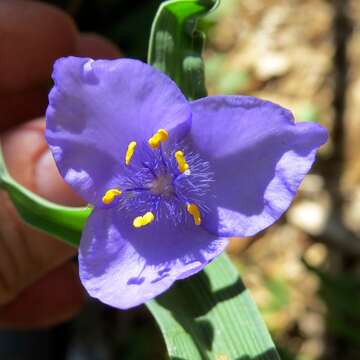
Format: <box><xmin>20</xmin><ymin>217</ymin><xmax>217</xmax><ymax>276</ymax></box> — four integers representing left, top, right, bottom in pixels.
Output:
<box><xmin>0</xmin><ymin>0</ymin><xmax>120</xmax><ymax>328</ymax></box>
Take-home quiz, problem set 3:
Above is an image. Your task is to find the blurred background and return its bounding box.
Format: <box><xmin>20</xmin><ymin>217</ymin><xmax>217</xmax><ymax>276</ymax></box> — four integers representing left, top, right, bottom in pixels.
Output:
<box><xmin>1</xmin><ymin>0</ymin><xmax>360</xmax><ymax>359</ymax></box>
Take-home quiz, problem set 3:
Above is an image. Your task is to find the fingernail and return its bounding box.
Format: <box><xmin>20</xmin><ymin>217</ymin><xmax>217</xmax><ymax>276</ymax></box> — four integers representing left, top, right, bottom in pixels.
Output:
<box><xmin>35</xmin><ymin>150</ymin><xmax>84</xmax><ymax>206</ymax></box>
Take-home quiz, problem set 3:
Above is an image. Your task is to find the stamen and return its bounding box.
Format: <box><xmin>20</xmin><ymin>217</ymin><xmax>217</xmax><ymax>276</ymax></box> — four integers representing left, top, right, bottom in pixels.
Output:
<box><xmin>175</xmin><ymin>151</ymin><xmax>189</xmax><ymax>173</ymax></box>
<box><xmin>125</xmin><ymin>141</ymin><xmax>137</xmax><ymax>165</ymax></box>
<box><xmin>187</xmin><ymin>203</ymin><xmax>201</xmax><ymax>225</ymax></box>
<box><xmin>133</xmin><ymin>211</ymin><xmax>155</xmax><ymax>228</ymax></box>
<box><xmin>102</xmin><ymin>188</ymin><xmax>122</xmax><ymax>205</ymax></box>
<box><xmin>148</xmin><ymin>129</ymin><xmax>168</xmax><ymax>149</ymax></box>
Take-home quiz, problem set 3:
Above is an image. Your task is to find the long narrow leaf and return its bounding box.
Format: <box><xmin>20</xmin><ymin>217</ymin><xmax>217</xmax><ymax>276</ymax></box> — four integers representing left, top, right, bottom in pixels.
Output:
<box><xmin>148</xmin><ymin>0</ymin><xmax>219</xmax><ymax>100</ymax></box>
<box><xmin>147</xmin><ymin>1</ymin><xmax>280</xmax><ymax>359</ymax></box>
<box><xmin>0</xmin><ymin>145</ymin><xmax>90</xmax><ymax>247</ymax></box>
<box><xmin>148</xmin><ymin>255</ymin><xmax>280</xmax><ymax>360</ymax></box>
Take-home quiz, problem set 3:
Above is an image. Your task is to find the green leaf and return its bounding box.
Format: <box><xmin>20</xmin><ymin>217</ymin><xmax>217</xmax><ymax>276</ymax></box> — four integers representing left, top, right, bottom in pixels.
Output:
<box><xmin>148</xmin><ymin>0</ymin><xmax>220</xmax><ymax>100</ymax></box>
<box><xmin>148</xmin><ymin>254</ymin><xmax>280</xmax><ymax>360</ymax></box>
<box><xmin>0</xmin><ymin>144</ymin><xmax>89</xmax><ymax>247</ymax></box>
<box><xmin>147</xmin><ymin>1</ymin><xmax>280</xmax><ymax>359</ymax></box>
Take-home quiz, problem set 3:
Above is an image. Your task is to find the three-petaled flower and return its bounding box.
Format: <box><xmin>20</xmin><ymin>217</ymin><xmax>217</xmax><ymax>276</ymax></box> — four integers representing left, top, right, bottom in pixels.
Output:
<box><xmin>46</xmin><ymin>57</ymin><xmax>327</xmax><ymax>309</ymax></box>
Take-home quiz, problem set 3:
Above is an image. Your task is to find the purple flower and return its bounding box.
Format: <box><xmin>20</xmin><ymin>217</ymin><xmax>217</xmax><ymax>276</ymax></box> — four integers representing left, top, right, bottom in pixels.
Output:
<box><xmin>45</xmin><ymin>57</ymin><xmax>327</xmax><ymax>309</ymax></box>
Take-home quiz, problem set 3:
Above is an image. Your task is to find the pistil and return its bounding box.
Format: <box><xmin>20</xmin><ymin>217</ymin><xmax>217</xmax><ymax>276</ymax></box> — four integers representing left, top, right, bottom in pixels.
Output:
<box><xmin>150</xmin><ymin>174</ymin><xmax>174</xmax><ymax>196</ymax></box>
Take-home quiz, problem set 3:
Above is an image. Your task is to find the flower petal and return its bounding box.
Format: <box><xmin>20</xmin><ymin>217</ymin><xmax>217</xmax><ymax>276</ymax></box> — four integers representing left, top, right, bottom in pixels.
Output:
<box><xmin>188</xmin><ymin>96</ymin><xmax>328</xmax><ymax>237</ymax></box>
<box><xmin>45</xmin><ymin>57</ymin><xmax>191</xmax><ymax>203</ymax></box>
<box><xmin>79</xmin><ymin>208</ymin><xmax>228</xmax><ymax>309</ymax></box>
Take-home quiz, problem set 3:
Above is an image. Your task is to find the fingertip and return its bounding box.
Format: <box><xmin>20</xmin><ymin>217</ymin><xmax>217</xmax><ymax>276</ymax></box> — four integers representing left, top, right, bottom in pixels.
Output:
<box><xmin>35</xmin><ymin>149</ymin><xmax>84</xmax><ymax>206</ymax></box>
<box><xmin>2</xmin><ymin>118</ymin><xmax>84</xmax><ymax>206</ymax></box>
<box><xmin>1</xmin><ymin>118</ymin><xmax>47</xmax><ymax>190</ymax></box>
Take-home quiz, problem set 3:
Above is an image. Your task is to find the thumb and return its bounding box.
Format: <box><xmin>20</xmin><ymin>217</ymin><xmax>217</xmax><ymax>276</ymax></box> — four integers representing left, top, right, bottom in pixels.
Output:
<box><xmin>0</xmin><ymin>118</ymin><xmax>85</xmax><ymax>327</ymax></box>
<box><xmin>3</xmin><ymin>118</ymin><xmax>84</xmax><ymax>206</ymax></box>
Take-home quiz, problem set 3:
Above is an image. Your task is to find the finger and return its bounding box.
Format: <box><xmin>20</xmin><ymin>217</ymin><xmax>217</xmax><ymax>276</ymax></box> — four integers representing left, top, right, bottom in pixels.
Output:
<box><xmin>0</xmin><ymin>6</ymin><xmax>122</xmax><ymax>130</ymax></box>
<box><xmin>0</xmin><ymin>0</ymin><xmax>76</xmax><ymax>130</ymax></box>
<box><xmin>0</xmin><ymin>119</ymin><xmax>82</xmax><ymax>306</ymax></box>
<box><xmin>0</xmin><ymin>0</ymin><xmax>77</xmax><ymax>95</ymax></box>
<box><xmin>3</xmin><ymin>118</ymin><xmax>84</xmax><ymax>205</ymax></box>
<box><xmin>0</xmin><ymin>263</ymin><xmax>85</xmax><ymax>329</ymax></box>
<box><xmin>76</xmin><ymin>33</ymin><xmax>121</xmax><ymax>59</ymax></box>
<box><xmin>0</xmin><ymin>89</ymin><xmax>49</xmax><ymax>138</ymax></box>
<box><xmin>0</xmin><ymin>34</ymin><xmax>122</xmax><ymax>129</ymax></box>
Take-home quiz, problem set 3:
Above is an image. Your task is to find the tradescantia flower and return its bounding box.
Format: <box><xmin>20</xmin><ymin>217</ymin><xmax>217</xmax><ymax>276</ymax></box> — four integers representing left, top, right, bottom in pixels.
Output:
<box><xmin>45</xmin><ymin>57</ymin><xmax>327</xmax><ymax>309</ymax></box>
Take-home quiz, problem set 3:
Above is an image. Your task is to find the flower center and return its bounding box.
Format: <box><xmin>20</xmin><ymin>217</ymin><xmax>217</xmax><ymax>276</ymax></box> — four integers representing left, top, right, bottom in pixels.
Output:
<box><xmin>101</xmin><ymin>129</ymin><xmax>213</xmax><ymax>228</ymax></box>
<box><xmin>150</xmin><ymin>174</ymin><xmax>174</xmax><ymax>196</ymax></box>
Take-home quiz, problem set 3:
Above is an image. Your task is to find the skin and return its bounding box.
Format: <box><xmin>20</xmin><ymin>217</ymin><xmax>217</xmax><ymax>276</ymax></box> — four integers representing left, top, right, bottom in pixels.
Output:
<box><xmin>0</xmin><ymin>0</ymin><xmax>121</xmax><ymax>328</ymax></box>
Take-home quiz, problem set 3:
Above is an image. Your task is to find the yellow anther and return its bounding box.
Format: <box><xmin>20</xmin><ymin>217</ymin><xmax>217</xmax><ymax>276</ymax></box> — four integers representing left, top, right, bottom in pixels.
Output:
<box><xmin>125</xmin><ymin>141</ymin><xmax>137</xmax><ymax>165</ymax></box>
<box><xmin>148</xmin><ymin>129</ymin><xmax>168</xmax><ymax>149</ymax></box>
<box><xmin>187</xmin><ymin>203</ymin><xmax>201</xmax><ymax>225</ymax></box>
<box><xmin>175</xmin><ymin>150</ymin><xmax>189</xmax><ymax>173</ymax></box>
<box><xmin>133</xmin><ymin>211</ymin><xmax>155</xmax><ymax>228</ymax></box>
<box><xmin>102</xmin><ymin>189</ymin><xmax>122</xmax><ymax>205</ymax></box>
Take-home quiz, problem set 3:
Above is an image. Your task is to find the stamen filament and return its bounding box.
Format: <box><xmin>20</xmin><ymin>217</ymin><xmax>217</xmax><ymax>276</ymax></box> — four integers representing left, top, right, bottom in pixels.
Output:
<box><xmin>102</xmin><ymin>189</ymin><xmax>122</xmax><ymax>205</ymax></box>
<box><xmin>148</xmin><ymin>129</ymin><xmax>168</xmax><ymax>149</ymax></box>
<box><xmin>159</xmin><ymin>143</ymin><xmax>168</xmax><ymax>169</ymax></box>
<box><xmin>133</xmin><ymin>211</ymin><xmax>155</xmax><ymax>228</ymax></box>
<box><xmin>141</xmin><ymin>162</ymin><xmax>157</xmax><ymax>178</ymax></box>
<box><xmin>124</xmin><ymin>187</ymin><xmax>148</xmax><ymax>193</ymax></box>
<box><xmin>187</xmin><ymin>203</ymin><xmax>201</xmax><ymax>225</ymax></box>
<box><xmin>175</xmin><ymin>151</ymin><xmax>189</xmax><ymax>173</ymax></box>
<box><xmin>125</xmin><ymin>141</ymin><xmax>137</xmax><ymax>165</ymax></box>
